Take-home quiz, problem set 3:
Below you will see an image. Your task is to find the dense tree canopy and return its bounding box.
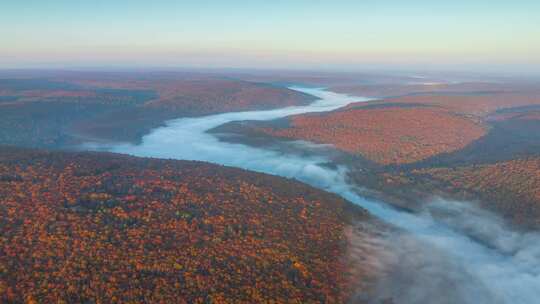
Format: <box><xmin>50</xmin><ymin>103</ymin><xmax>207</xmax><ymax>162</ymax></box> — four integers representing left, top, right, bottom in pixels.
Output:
<box><xmin>0</xmin><ymin>148</ymin><xmax>373</xmax><ymax>303</ymax></box>
<box><xmin>254</xmin><ymin>105</ymin><xmax>486</xmax><ymax>165</ymax></box>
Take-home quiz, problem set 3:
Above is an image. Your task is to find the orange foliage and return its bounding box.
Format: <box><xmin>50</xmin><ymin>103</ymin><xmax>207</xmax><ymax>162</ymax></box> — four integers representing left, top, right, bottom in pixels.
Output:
<box><xmin>413</xmin><ymin>158</ymin><xmax>540</xmax><ymax>225</ymax></box>
<box><xmin>68</xmin><ymin>78</ymin><xmax>315</xmax><ymax>115</ymax></box>
<box><xmin>144</xmin><ymin>79</ymin><xmax>315</xmax><ymax>113</ymax></box>
<box><xmin>260</xmin><ymin>106</ymin><xmax>486</xmax><ymax>165</ymax></box>
<box><xmin>386</xmin><ymin>93</ymin><xmax>540</xmax><ymax>116</ymax></box>
<box><xmin>0</xmin><ymin>148</ymin><xmax>370</xmax><ymax>303</ymax></box>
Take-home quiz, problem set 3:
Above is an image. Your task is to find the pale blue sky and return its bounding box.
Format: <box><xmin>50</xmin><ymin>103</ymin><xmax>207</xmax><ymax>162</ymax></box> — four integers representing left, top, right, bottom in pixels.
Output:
<box><xmin>1</xmin><ymin>0</ymin><xmax>539</xmax><ymax>72</ymax></box>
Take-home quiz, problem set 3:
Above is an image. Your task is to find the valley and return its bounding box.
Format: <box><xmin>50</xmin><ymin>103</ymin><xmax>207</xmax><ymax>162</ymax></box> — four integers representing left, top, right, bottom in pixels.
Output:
<box><xmin>1</xmin><ymin>72</ymin><xmax>539</xmax><ymax>303</ymax></box>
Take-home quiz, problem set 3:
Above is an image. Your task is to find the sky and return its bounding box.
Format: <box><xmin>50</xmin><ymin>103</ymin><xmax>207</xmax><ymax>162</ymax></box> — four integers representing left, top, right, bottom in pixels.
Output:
<box><xmin>1</xmin><ymin>0</ymin><xmax>539</xmax><ymax>73</ymax></box>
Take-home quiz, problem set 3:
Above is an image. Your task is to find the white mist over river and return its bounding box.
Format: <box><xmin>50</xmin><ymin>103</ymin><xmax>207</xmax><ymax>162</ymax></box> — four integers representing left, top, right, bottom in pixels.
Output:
<box><xmin>84</xmin><ymin>87</ymin><xmax>540</xmax><ymax>303</ymax></box>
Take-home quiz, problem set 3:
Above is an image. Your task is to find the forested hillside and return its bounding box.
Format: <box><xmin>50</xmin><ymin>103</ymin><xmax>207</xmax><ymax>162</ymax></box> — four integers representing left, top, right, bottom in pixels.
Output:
<box><xmin>253</xmin><ymin>104</ymin><xmax>486</xmax><ymax>165</ymax></box>
<box><xmin>0</xmin><ymin>76</ymin><xmax>315</xmax><ymax>148</ymax></box>
<box><xmin>0</xmin><ymin>148</ymin><xmax>376</xmax><ymax>303</ymax></box>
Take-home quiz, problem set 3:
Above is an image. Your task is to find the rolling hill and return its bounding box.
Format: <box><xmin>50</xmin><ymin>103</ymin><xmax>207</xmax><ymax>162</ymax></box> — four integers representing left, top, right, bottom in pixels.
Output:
<box><xmin>0</xmin><ymin>147</ymin><xmax>378</xmax><ymax>303</ymax></box>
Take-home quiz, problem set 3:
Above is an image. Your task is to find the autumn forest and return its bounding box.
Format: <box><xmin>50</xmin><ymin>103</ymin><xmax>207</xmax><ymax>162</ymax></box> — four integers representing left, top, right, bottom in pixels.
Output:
<box><xmin>1</xmin><ymin>70</ymin><xmax>540</xmax><ymax>303</ymax></box>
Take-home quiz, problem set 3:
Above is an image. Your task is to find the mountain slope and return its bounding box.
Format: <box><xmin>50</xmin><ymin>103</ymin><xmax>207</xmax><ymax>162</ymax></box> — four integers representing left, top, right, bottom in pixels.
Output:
<box><xmin>0</xmin><ymin>76</ymin><xmax>315</xmax><ymax>148</ymax></box>
<box><xmin>0</xmin><ymin>148</ymin><xmax>377</xmax><ymax>303</ymax></box>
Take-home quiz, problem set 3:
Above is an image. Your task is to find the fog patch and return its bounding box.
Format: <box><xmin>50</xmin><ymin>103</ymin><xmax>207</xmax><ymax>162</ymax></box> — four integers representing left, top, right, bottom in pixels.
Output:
<box><xmin>362</xmin><ymin>233</ymin><xmax>502</xmax><ymax>304</ymax></box>
<box><xmin>413</xmin><ymin>198</ymin><xmax>540</xmax><ymax>303</ymax></box>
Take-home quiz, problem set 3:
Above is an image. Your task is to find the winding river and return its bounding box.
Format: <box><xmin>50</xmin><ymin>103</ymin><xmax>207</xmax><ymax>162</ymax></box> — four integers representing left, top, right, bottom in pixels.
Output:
<box><xmin>84</xmin><ymin>87</ymin><xmax>539</xmax><ymax>303</ymax></box>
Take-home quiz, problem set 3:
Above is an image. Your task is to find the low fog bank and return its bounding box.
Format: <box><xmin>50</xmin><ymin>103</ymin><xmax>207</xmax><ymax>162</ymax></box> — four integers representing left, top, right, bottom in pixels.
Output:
<box><xmin>354</xmin><ymin>197</ymin><xmax>540</xmax><ymax>304</ymax></box>
<box><xmin>356</xmin><ymin>234</ymin><xmax>501</xmax><ymax>304</ymax></box>
<box><xmin>82</xmin><ymin>87</ymin><xmax>540</xmax><ymax>303</ymax></box>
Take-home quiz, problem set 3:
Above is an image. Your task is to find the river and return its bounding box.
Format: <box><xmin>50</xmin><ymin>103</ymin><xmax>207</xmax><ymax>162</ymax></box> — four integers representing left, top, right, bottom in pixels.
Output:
<box><xmin>83</xmin><ymin>87</ymin><xmax>540</xmax><ymax>303</ymax></box>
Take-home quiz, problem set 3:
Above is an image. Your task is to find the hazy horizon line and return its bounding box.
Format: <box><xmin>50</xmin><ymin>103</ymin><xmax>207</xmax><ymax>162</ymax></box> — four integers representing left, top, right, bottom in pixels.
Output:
<box><xmin>1</xmin><ymin>63</ymin><xmax>539</xmax><ymax>81</ymax></box>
